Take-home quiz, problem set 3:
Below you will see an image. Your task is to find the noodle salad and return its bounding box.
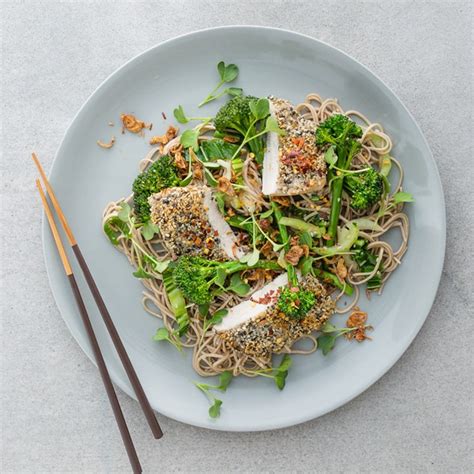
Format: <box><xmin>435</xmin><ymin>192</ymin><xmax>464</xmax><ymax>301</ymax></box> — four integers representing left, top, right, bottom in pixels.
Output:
<box><xmin>102</xmin><ymin>61</ymin><xmax>413</xmax><ymax>418</ymax></box>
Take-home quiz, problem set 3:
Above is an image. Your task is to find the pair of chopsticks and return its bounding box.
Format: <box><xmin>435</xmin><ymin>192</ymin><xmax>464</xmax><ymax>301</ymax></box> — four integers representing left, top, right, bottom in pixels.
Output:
<box><xmin>33</xmin><ymin>153</ymin><xmax>163</xmax><ymax>474</ymax></box>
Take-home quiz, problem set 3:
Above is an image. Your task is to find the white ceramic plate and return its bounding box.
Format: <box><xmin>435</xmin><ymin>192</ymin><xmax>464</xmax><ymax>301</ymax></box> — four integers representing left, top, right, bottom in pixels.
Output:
<box><xmin>43</xmin><ymin>26</ymin><xmax>445</xmax><ymax>431</ymax></box>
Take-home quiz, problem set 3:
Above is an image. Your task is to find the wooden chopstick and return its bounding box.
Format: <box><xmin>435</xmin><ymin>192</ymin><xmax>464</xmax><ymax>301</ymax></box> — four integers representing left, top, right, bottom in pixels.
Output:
<box><xmin>32</xmin><ymin>153</ymin><xmax>163</xmax><ymax>440</ymax></box>
<box><xmin>35</xmin><ymin>179</ymin><xmax>142</xmax><ymax>474</ymax></box>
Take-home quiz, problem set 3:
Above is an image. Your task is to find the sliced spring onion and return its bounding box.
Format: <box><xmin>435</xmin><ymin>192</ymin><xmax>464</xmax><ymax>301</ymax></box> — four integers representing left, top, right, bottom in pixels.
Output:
<box><xmin>350</xmin><ymin>218</ymin><xmax>383</xmax><ymax>232</ymax></box>
<box><xmin>315</xmin><ymin>222</ymin><xmax>359</xmax><ymax>257</ymax></box>
<box><xmin>278</xmin><ymin>217</ymin><xmax>324</xmax><ymax>237</ymax></box>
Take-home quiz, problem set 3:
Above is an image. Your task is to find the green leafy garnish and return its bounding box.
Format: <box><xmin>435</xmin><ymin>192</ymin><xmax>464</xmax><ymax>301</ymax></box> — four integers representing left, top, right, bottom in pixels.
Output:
<box><xmin>377</xmin><ymin>190</ymin><xmax>414</xmax><ymax>219</ymax></box>
<box><xmin>180</xmin><ymin>129</ymin><xmax>200</xmax><ymax>151</ymax></box>
<box><xmin>208</xmin><ymin>399</ymin><xmax>222</xmax><ymax>418</ymax></box>
<box><xmin>194</xmin><ymin>371</ymin><xmax>234</xmax><ymax>418</ymax></box>
<box><xmin>317</xmin><ymin>334</ymin><xmax>337</xmax><ymax>355</ymax></box>
<box><xmin>173</xmin><ymin>105</ymin><xmax>212</xmax><ymax>125</ymax></box>
<box><xmin>103</xmin><ymin>216</ymin><xmax>131</xmax><ymax>245</ymax></box>
<box><xmin>352</xmin><ymin>239</ymin><xmax>383</xmax><ymax>290</ymax></box>
<box><xmin>199</xmin><ymin>138</ymin><xmax>239</xmax><ymax>161</ymax></box>
<box><xmin>324</xmin><ymin>146</ymin><xmax>338</xmax><ymax>166</ymax></box>
<box><xmin>153</xmin><ymin>327</ymin><xmax>182</xmax><ymax>352</ymax></box>
<box><xmin>132</xmin><ymin>266</ymin><xmax>153</xmax><ymax>279</ymax></box>
<box><xmin>317</xmin><ymin>322</ymin><xmax>370</xmax><ymax>355</ymax></box>
<box><xmin>393</xmin><ymin>191</ymin><xmax>414</xmax><ymax>204</ymax></box>
<box><xmin>204</xmin><ymin>309</ymin><xmax>228</xmax><ymax>330</ymax></box>
<box><xmin>198</xmin><ymin>61</ymin><xmax>240</xmax><ymax>107</ymax></box>
<box><xmin>215</xmin><ymin>191</ymin><xmax>226</xmax><ymax>215</ymax></box>
<box><xmin>117</xmin><ymin>202</ymin><xmax>131</xmax><ymax>222</ymax></box>
<box><xmin>227</xmin><ymin>273</ymin><xmax>251</xmax><ymax>296</ymax></box>
<box><xmin>140</xmin><ymin>221</ymin><xmax>159</xmax><ymax>241</ymax></box>
<box><xmin>299</xmin><ymin>256</ymin><xmax>314</xmax><ymax>276</ymax></box>
<box><xmin>299</xmin><ymin>231</ymin><xmax>313</xmax><ymax>249</ymax></box>
<box><xmin>250</xmin><ymin>354</ymin><xmax>293</xmax><ymax>390</ymax></box>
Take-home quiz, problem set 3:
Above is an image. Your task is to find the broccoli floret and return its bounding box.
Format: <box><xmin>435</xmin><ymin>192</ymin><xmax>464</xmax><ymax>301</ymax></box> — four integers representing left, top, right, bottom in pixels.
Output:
<box><xmin>173</xmin><ymin>255</ymin><xmax>280</xmax><ymax>305</ymax></box>
<box><xmin>132</xmin><ymin>155</ymin><xmax>179</xmax><ymax>222</ymax></box>
<box><xmin>315</xmin><ymin>114</ymin><xmax>363</xmax><ymax>148</ymax></box>
<box><xmin>277</xmin><ymin>286</ymin><xmax>316</xmax><ymax>320</ymax></box>
<box><xmin>352</xmin><ymin>239</ymin><xmax>383</xmax><ymax>290</ymax></box>
<box><xmin>214</xmin><ymin>95</ymin><xmax>257</xmax><ymax>134</ymax></box>
<box><xmin>214</xmin><ymin>95</ymin><xmax>266</xmax><ymax>162</ymax></box>
<box><xmin>344</xmin><ymin>168</ymin><xmax>384</xmax><ymax>210</ymax></box>
<box><xmin>315</xmin><ymin>114</ymin><xmax>363</xmax><ymax>245</ymax></box>
<box><xmin>276</xmin><ymin>266</ymin><xmax>316</xmax><ymax>320</ymax></box>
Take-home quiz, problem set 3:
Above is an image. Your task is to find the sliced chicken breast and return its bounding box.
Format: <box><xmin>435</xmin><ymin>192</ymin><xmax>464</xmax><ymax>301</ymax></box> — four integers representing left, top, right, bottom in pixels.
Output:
<box><xmin>262</xmin><ymin>97</ymin><xmax>327</xmax><ymax>196</ymax></box>
<box><xmin>214</xmin><ymin>273</ymin><xmax>335</xmax><ymax>356</ymax></box>
<box><xmin>148</xmin><ymin>184</ymin><xmax>243</xmax><ymax>260</ymax></box>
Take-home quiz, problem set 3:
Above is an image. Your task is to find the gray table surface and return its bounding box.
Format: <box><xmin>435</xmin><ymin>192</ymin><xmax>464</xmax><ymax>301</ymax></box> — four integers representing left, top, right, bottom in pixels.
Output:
<box><xmin>1</xmin><ymin>1</ymin><xmax>473</xmax><ymax>473</ymax></box>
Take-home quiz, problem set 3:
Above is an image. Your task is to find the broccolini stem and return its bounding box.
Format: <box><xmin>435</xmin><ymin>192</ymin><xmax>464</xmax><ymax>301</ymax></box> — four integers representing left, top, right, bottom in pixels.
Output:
<box><xmin>327</xmin><ymin>177</ymin><xmax>344</xmax><ymax>245</ymax></box>
<box><xmin>327</xmin><ymin>142</ymin><xmax>360</xmax><ymax>245</ymax></box>
<box><xmin>225</xmin><ymin>260</ymin><xmax>281</xmax><ymax>275</ymax></box>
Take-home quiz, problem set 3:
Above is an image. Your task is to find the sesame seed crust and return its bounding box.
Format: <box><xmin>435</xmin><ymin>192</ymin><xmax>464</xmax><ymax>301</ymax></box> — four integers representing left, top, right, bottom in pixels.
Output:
<box><xmin>218</xmin><ymin>275</ymin><xmax>335</xmax><ymax>356</ymax></box>
<box><xmin>270</xmin><ymin>96</ymin><xmax>327</xmax><ymax>195</ymax></box>
<box><xmin>148</xmin><ymin>185</ymin><xmax>228</xmax><ymax>260</ymax></box>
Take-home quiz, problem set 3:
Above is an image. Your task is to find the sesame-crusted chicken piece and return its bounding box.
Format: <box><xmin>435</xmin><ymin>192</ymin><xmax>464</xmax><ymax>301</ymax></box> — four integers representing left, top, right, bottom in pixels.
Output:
<box><xmin>148</xmin><ymin>184</ymin><xmax>243</xmax><ymax>260</ymax></box>
<box><xmin>214</xmin><ymin>273</ymin><xmax>335</xmax><ymax>357</ymax></box>
<box><xmin>262</xmin><ymin>97</ymin><xmax>327</xmax><ymax>196</ymax></box>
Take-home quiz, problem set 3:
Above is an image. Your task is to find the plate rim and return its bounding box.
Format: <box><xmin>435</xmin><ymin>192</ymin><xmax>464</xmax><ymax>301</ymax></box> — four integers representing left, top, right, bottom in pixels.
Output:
<box><xmin>42</xmin><ymin>25</ymin><xmax>446</xmax><ymax>431</ymax></box>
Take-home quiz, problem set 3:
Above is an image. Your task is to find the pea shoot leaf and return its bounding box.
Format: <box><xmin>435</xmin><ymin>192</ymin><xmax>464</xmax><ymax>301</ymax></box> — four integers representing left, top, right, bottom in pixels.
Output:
<box><xmin>208</xmin><ymin>399</ymin><xmax>223</xmax><ymax>418</ymax></box>
<box><xmin>265</xmin><ymin>116</ymin><xmax>285</xmax><ymax>135</ymax></box>
<box><xmin>215</xmin><ymin>192</ymin><xmax>226</xmax><ymax>215</ymax></box>
<box><xmin>320</xmin><ymin>322</ymin><xmax>338</xmax><ymax>333</ymax></box>
<box><xmin>324</xmin><ymin>146</ymin><xmax>337</xmax><ymax>166</ymax></box>
<box><xmin>218</xmin><ymin>61</ymin><xmax>239</xmax><ymax>82</ymax></box>
<box><xmin>247</xmin><ymin>249</ymin><xmax>260</xmax><ymax>267</ymax></box>
<box><xmin>250</xmin><ymin>98</ymin><xmax>270</xmax><ymax>120</ymax></box>
<box><xmin>141</xmin><ymin>221</ymin><xmax>159</xmax><ymax>240</ymax></box>
<box><xmin>103</xmin><ymin>216</ymin><xmax>130</xmax><ymax>245</ymax></box>
<box><xmin>117</xmin><ymin>202</ymin><xmax>131</xmax><ymax>222</ymax></box>
<box><xmin>133</xmin><ymin>267</ymin><xmax>153</xmax><ymax>279</ymax></box>
<box><xmin>153</xmin><ymin>327</ymin><xmax>170</xmax><ymax>341</ymax></box>
<box><xmin>299</xmin><ymin>231</ymin><xmax>313</xmax><ymax>249</ymax></box>
<box><xmin>227</xmin><ymin>272</ymin><xmax>250</xmax><ymax>296</ymax></box>
<box><xmin>173</xmin><ymin>105</ymin><xmax>189</xmax><ymax>124</ymax></box>
<box><xmin>276</xmin><ymin>354</ymin><xmax>292</xmax><ymax>372</ymax></box>
<box><xmin>393</xmin><ymin>191</ymin><xmax>414</xmax><ymax>204</ymax></box>
<box><xmin>259</xmin><ymin>208</ymin><xmax>274</xmax><ymax>219</ymax></box>
<box><xmin>300</xmin><ymin>256</ymin><xmax>314</xmax><ymax>276</ymax></box>
<box><xmin>215</xmin><ymin>268</ymin><xmax>227</xmax><ymax>287</ymax></box>
<box><xmin>153</xmin><ymin>327</ymin><xmax>182</xmax><ymax>352</ymax></box>
<box><xmin>153</xmin><ymin>260</ymin><xmax>170</xmax><ymax>273</ymax></box>
<box><xmin>180</xmin><ymin>129</ymin><xmax>200</xmax><ymax>151</ymax></box>
<box><xmin>217</xmin><ymin>371</ymin><xmax>233</xmax><ymax>391</ymax></box>
<box><xmin>317</xmin><ymin>334</ymin><xmax>337</xmax><ymax>355</ymax></box>
<box><xmin>205</xmin><ymin>309</ymin><xmax>228</xmax><ymax>329</ymax></box>
<box><xmin>198</xmin><ymin>303</ymin><xmax>210</xmax><ymax>317</ymax></box>
<box><xmin>226</xmin><ymin>87</ymin><xmax>243</xmax><ymax>97</ymax></box>
<box><xmin>273</xmin><ymin>355</ymin><xmax>292</xmax><ymax>390</ymax></box>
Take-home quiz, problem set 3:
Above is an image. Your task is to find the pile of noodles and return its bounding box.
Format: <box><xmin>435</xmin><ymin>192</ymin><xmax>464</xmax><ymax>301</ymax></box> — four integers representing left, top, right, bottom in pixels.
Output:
<box><xmin>102</xmin><ymin>94</ymin><xmax>409</xmax><ymax>377</ymax></box>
